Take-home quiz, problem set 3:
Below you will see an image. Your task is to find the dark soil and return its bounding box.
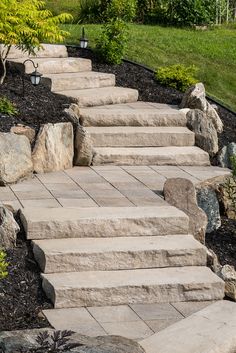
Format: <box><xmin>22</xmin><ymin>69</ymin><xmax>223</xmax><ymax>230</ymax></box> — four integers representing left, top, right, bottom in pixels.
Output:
<box><xmin>0</xmin><ymin>214</ymin><xmax>52</xmax><ymax>332</ymax></box>
<box><xmin>0</xmin><ymin>47</ymin><xmax>235</xmax><ymax>332</ymax></box>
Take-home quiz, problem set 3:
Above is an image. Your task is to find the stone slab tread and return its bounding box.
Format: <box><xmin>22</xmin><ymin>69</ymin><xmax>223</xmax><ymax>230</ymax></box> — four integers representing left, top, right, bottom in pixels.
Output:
<box><xmin>86</xmin><ymin>126</ymin><xmax>195</xmax><ymax>147</ymax></box>
<box><xmin>33</xmin><ymin>234</ymin><xmax>207</xmax><ymax>273</ymax></box>
<box><xmin>92</xmin><ymin>146</ymin><xmax>210</xmax><ymax>166</ymax></box>
<box><xmin>42</xmin><ymin>266</ymin><xmax>225</xmax><ymax>308</ymax></box>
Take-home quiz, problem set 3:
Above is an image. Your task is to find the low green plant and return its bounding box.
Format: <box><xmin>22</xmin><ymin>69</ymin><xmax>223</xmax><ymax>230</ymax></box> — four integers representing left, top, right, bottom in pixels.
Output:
<box><xmin>79</xmin><ymin>0</ymin><xmax>102</xmax><ymax>23</ymax></box>
<box><xmin>230</xmin><ymin>155</ymin><xmax>236</xmax><ymax>177</ymax></box>
<box><xmin>0</xmin><ymin>96</ymin><xmax>18</xmax><ymax>116</ymax></box>
<box><xmin>96</xmin><ymin>19</ymin><xmax>128</xmax><ymax>64</ymax></box>
<box><xmin>156</xmin><ymin>64</ymin><xmax>198</xmax><ymax>92</ymax></box>
<box><xmin>0</xmin><ymin>250</ymin><xmax>8</xmax><ymax>280</ymax></box>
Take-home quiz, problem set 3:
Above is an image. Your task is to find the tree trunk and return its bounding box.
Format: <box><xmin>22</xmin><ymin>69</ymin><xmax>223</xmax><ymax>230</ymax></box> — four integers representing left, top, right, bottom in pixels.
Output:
<box><xmin>0</xmin><ymin>56</ymin><xmax>6</xmax><ymax>85</ymax></box>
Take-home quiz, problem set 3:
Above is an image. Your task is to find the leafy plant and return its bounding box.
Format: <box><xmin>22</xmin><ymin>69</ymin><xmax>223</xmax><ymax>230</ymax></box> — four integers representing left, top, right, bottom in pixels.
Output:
<box><xmin>96</xmin><ymin>18</ymin><xmax>128</xmax><ymax>64</ymax></box>
<box><xmin>104</xmin><ymin>0</ymin><xmax>137</xmax><ymax>22</ymax></box>
<box><xmin>0</xmin><ymin>96</ymin><xmax>18</xmax><ymax>116</ymax></box>
<box><xmin>0</xmin><ymin>0</ymin><xmax>73</xmax><ymax>84</ymax></box>
<box><xmin>156</xmin><ymin>64</ymin><xmax>198</xmax><ymax>92</ymax></box>
<box><xmin>0</xmin><ymin>250</ymin><xmax>8</xmax><ymax>280</ymax></box>
<box><xmin>79</xmin><ymin>0</ymin><xmax>102</xmax><ymax>23</ymax></box>
<box><xmin>230</xmin><ymin>154</ymin><xmax>236</xmax><ymax>177</ymax></box>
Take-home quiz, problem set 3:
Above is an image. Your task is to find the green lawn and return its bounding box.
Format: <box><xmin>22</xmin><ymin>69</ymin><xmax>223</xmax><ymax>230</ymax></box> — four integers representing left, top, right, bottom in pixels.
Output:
<box><xmin>61</xmin><ymin>23</ymin><xmax>236</xmax><ymax>111</ymax></box>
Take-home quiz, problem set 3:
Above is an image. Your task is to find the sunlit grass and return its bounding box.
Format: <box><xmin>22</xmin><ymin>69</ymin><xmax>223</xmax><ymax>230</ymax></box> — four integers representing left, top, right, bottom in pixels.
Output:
<box><xmin>61</xmin><ymin>23</ymin><xmax>236</xmax><ymax>110</ymax></box>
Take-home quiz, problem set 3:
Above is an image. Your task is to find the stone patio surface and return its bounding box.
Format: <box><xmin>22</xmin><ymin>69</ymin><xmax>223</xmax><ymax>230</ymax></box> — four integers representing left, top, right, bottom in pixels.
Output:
<box><xmin>0</xmin><ymin>165</ymin><xmax>230</xmax><ymax>211</ymax></box>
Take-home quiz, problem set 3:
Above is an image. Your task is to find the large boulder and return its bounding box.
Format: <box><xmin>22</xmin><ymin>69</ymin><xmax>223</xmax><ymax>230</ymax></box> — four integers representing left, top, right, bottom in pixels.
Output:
<box><xmin>32</xmin><ymin>123</ymin><xmax>74</xmax><ymax>173</ymax></box>
<box><xmin>0</xmin><ymin>205</ymin><xmax>20</xmax><ymax>249</ymax></box>
<box><xmin>163</xmin><ymin>178</ymin><xmax>207</xmax><ymax>243</ymax></box>
<box><xmin>218</xmin><ymin>142</ymin><xmax>236</xmax><ymax>169</ymax></box>
<box><xmin>0</xmin><ymin>133</ymin><xmax>33</xmax><ymax>185</ymax></box>
<box><xmin>74</xmin><ymin>125</ymin><xmax>94</xmax><ymax>166</ymax></box>
<box><xmin>0</xmin><ymin>329</ymin><xmax>145</xmax><ymax>353</ymax></box>
<box><xmin>186</xmin><ymin>109</ymin><xmax>218</xmax><ymax>156</ymax></box>
<box><xmin>197</xmin><ymin>186</ymin><xmax>221</xmax><ymax>233</ymax></box>
<box><xmin>180</xmin><ymin>83</ymin><xmax>223</xmax><ymax>133</ymax></box>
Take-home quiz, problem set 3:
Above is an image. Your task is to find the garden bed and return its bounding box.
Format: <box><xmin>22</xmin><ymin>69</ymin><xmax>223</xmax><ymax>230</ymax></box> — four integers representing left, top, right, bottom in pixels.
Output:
<box><xmin>0</xmin><ymin>48</ymin><xmax>235</xmax><ymax>332</ymax></box>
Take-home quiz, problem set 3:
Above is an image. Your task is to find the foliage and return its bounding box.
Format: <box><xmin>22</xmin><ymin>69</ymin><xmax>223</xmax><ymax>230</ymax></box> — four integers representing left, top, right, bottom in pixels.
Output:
<box><xmin>0</xmin><ymin>0</ymin><xmax>73</xmax><ymax>84</ymax></box>
<box><xmin>0</xmin><ymin>96</ymin><xmax>18</xmax><ymax>116</ymax></box>
<box><xmin>156</xmin><ymin>64</ymin><xmax>198</xmax><ymax>92</ymax></box>
<box><xmin>79</xmin><ymin>0</ymin><xmax>102</xmax><ymax>23</ymax></box>
<box><xmin>0</xmin><ymin>250</ymin><xmax>8</xmax><ymax>280</ymax></box>
<box><xmin>104</xmin><ymin>0</ymin><xmax>137</xmax><ymax>22</ymax></box>
<box><xmin>230</xmin><ymin>155</ymin><xmax>236</xmax><ymax>177</ymax></box>
<box><xmin>96</xmin><ymin>19</ymin><xmax>128</xmax><ymax>64</ymax></box>
<box><xmin>45</xmin><ymin>0</ymin><xmax>80</xmax><ymax>21</ymax></box>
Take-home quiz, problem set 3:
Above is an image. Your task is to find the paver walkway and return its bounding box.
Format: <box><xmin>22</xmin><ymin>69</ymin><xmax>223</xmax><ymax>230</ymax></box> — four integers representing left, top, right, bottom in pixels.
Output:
<box><xmin>0</xmin><ymin>165</ymin><xmax>230</xmax><ymax>211</ymax></box>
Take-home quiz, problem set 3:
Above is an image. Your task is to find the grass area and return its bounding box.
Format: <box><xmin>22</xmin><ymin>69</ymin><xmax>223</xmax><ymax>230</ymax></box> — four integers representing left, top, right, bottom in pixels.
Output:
<box><xmin>61</xmin><ymin>23</ymin><xmax>236</xmax><ymax>111</ymax></box>
<box><xmin>46</xmin><ymin>0</ymin><xmax>80</xmax><ymax>20</ymax></box>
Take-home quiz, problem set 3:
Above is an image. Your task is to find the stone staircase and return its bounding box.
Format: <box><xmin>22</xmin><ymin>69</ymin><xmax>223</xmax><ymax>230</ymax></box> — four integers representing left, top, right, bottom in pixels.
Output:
<box><xmin>8</xmin><ymin>44</ymin><xmax>224</xmax><ymax>312</ymax></box>
<box><xmin>8</xmin><ymin>44</ymin><xmax>210</xmax><ymax>166</ymax></box>
<box><xmin>20</xmin><ymin>206</ymin><xmax>224</xmax><ymax>309</ymax></box>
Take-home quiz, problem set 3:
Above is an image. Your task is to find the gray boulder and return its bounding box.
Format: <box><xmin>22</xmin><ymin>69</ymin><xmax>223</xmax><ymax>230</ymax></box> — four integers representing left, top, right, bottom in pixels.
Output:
<box><xmin>64</xmin><ymin>103</ymin><xmax>81</xmax><ymax>125</ymax></box>
<box><xmin>186</xmin><ymin>109</ymin><xmax>218</xmax><ymax>156</ymax></box>
<box><xmin>0</xmin><ymin>132</ymin><xmax>33</xmax><ymax>185</ymax></box>
<box><xmin>180</xmin><ymin>83</ymin><xmax>223</xmax><ymax>133</ymax></box>
<box><xmin>0</xmin><ymin>205</ymin><xmax>20</xmax><ymax>249</ymax></box>
<box><xmin>197</xmin><ymin>186</ymin><xmax>221</xmax><ymax>233</ymax></box>
<box><xmin>218</xmin><ymin>142</ymin><xmax>236</xmax><ymax>169</ymax></box>
<box><xmin>0</xmin><ymin>329</ymin><xmax>145</xmax><ymax>353</ymax></box>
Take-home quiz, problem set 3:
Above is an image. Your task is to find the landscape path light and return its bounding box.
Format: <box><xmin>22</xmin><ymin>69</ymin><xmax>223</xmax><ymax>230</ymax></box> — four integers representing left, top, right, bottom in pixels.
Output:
<box><xmin>22</xmin><ymin>59</ymin><xmax>42</xmax><ymax>97</ymax></box>
<box><xmin>80</xmin><ymin>27</ymin><xmax>89</xmax><ymax>49</ymax></box>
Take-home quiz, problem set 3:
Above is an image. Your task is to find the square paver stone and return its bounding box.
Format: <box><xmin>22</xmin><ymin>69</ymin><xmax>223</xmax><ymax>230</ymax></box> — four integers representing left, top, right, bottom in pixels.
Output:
<box><xmin>87</xmin><ymin>305</ymin><xmax>140</xmax><ymax>323</ymax></box>
<box><xmin>43</xmin><ymin>308</ymin><xmax>107</xmax><ymax>337</ymax></box>
<box><xmin>20</xmin><ymin>199</ymin><xmax>61</xmax><ymax>208</ymax></box>
<box><xmin>100</xmin><ymin>321</ymin><xmax>153</xmax><ymax>340</ymax></box>
<box><xmin>171</xmin><ymin>301</ymin><xmax>214</xmax><ymax>317</ymax></box>
<box><xmin>57</xmin><ymin>198</ymin><xmax>98</xmax><ymax>208</ymax></box>
<box><xmin>2</xmin><ymin>200</ymin><xmax>22</xmax><ymax>211</ymax></box>
<box><xmin>0</xmin><ymin>187</ymin><xmax>17</xmax><ymax>201</ymax></box>
<box><xmin>130</xmin><ymin>303</ymin><xmax>183</xmax><ymax>320</ymax></box>
<box><xmin>145</xmin><ymin>318</ymin><xmax>183</xmax><ymax>333</ymax></box>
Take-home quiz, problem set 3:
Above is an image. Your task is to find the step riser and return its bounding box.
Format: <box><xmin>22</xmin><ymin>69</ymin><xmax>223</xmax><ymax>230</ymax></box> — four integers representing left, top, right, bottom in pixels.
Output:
<box><xmin>89</xmin><ymin>132</ymin><xmax>195</xmax><ymax>147</ymax></box>
<box><xmin>3</xmin><ymin>44</ymin><xmax>68</xmax><ymax>59</ymax></box>
<box><xmin>42</xmin><ymin>277</ymin><xmax>224</xmax><ymax>308</ymax></box>
<box><xmin>92</xmin><ymin>150</ymin><xmax>210</xmax><ymax>166</ymax></box>
<box><xmin>8</xmin><ymin>58</ymin><xmax>92</xmax><ymax>75</ymax></box>
<box><xmin>47</xmin><ymin>75</ymin><xmax>116</xmax><ymax>92</ymax></box>
<box><xmin>34</xmin><ymin>245</ymin><xmax>207</xmax><ymax>273</ymax></box>
<box><xmin>80</xmin><ymin>111</ymin><xmax>187</xmax><ymax>127</ymax></box>
<box><xmin>23</xmin><ymin>215</ymin><xmax>189</xmax><ymax>240</ymax></box>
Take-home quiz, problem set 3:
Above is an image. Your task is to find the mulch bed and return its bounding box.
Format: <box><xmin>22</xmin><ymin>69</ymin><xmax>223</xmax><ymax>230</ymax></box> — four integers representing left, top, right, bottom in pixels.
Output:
<box><xmin>0</xmin><ymin>47</ymin><xmax>235</xmax><ymax>332</ymax></box>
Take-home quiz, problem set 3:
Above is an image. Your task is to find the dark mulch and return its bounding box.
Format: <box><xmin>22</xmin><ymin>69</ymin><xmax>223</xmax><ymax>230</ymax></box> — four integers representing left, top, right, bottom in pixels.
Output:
<box><xmin>0</xmin><ymin>214</ymin><xmax>52</xmax><ymax>331</ymax></box>
<box><xmin>0</xmin><ymin>47</ymin><xmax>235</xmax><ymax>332</ymax></box>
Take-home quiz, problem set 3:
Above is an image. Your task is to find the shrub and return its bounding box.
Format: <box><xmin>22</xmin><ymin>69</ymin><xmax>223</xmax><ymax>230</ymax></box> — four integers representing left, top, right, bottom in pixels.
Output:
<box><xmin>79</xmin><ymin>0</ymin><xmax>102</xmax><ymax>23</ymax></box>
<box><xmin>0</xmin><ymin>250</ymin><xmax>8</xmax><ymax>280</ymax></box>
<box><xmin>104</xmin><ymin>0</ymin><xmax>137</xmax><ymax>22</ymax></box>
<box><xmin>0</xmin><ymin>96</ymin><xmax>18</xmax><ymax>116</ymax></box>
<box><xmin>96</xmin><ymin>18</ymin><xmax>128</xmax><ymax>64</ymax></box>
<box><xmin>156</xmin><ymin>64</ymin><xmax>198</xmax><ymax>92</ymax></box>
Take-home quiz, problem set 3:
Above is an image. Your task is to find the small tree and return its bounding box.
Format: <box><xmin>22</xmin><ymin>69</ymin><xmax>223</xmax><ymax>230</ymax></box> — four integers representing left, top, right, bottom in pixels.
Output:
<box><xmin>0</xmin><ymin>0</ymin><xmax>73</xmax><ymax>84</ymax></box>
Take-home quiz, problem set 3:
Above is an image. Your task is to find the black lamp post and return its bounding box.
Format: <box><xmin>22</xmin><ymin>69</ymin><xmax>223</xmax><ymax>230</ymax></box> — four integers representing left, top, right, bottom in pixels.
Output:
<box><xmin>22</xmin><ymin>59</ymin><xmax>42</xmax><ymax>97</ymax></box>
<box><xmin>79</xmin><ymin>27</ymin><xmax>88</xmax><ymax>49</ymax></box>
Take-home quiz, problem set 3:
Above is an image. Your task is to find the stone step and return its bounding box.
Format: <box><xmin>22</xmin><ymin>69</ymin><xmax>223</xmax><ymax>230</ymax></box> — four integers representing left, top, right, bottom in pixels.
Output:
<box><xmin>56</xmin><ymin>87</ymin><xmax>139</xmax><ymax>107</ymax></box>
<box><xmin>44</xmin><ymin>72</ymin><xmax>115</xmax><ymax>92</ymax></box>
<box><xmin>140</xmin><ymin>301</ymin><xmax>236</xmax><ymax>353</ymax></box>
<box><xmin>3</xmin><ymin>44</ymin><xmax>68</xmax><ymax>59</ymax></box>
<box><xmin>80</xmin><ymin>106</ymin><xmax>187</xmax><ymax>127</ymax></box>
<box><xmin>33</xmin><ymin>234</ymin><xmax>206</xmax><ymax>273</ymax></box>
<box><xmin>42</xmin><ymin>267</ymin><xmax>224</xmax><ymax>308</ymax></box>
<box><xmin>8</xmin><ymin>57</ymin><xmax>92</xmax><ymax>75</ymax></box>
<box><xmin>20</xmin><ymin>206</ymin><xmax>189</xmax><ymax>240</ymax></box>
<box><xmin>92</xmin><ymin>146</ymin><xmax>210</xmax><ymax>166</ymax></box>
<box><xmin>86</xmin><ymin>126</ymin><xmax>195</xmax><ymax>147</ymax></box>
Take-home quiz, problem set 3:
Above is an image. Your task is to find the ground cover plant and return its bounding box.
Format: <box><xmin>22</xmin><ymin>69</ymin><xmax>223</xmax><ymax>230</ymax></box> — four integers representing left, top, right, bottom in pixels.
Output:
<box><xmin>61</xmin><ymin>23</ymin><xmax>236</xmax><ymax>111</ymax></box>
